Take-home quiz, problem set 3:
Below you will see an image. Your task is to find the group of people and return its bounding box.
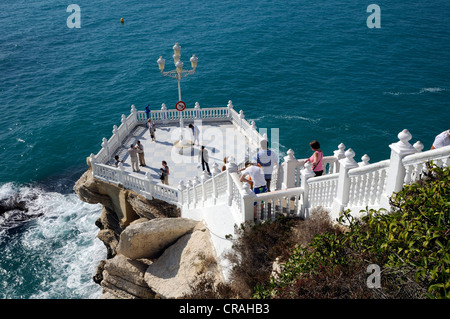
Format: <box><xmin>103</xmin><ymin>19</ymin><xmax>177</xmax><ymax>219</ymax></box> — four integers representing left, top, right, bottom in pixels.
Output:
<box><xmin>114</xmin><ymin>139</ymin><xmax>170</xmax><ymax>186</ymax></box>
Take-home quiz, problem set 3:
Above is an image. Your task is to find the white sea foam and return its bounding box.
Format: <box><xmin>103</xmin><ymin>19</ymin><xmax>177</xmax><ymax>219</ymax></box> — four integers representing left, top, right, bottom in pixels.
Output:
<box><xmin>0</xmin><ymin>183</ymin><xmax>104</xmax><ymax>299</ymax></box>
<box><xmin>384</xmin><ymin>87</ymin><xmax>446</xmax><ymax>96</ymax></box>
<box><xmin>250</xmin><ymin>114</ymin><xmax>320</xmax><ymax>124</ymax></box>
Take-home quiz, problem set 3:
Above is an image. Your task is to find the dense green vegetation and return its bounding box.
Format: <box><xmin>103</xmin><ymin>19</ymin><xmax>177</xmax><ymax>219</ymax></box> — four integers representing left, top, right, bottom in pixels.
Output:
<box><xmin>254</xmin><ymin>163</ymin><xmax>449</xmax><ymax>299</ymax></box>
<box><xmin>187</xmin><ymin>163</ymin><xmax>449</xmax><ymax>299</ymax></box>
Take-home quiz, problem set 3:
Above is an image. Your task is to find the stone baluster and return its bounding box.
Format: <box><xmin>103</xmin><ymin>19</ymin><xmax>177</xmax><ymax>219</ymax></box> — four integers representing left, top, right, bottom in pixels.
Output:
<box><xmin>194</xmin><ymin>102</ymin><xmax>201</xmax><ymax>119</ymax></box>
<box><xmin>238</xmin><ymin>110</ymin><xmax>244</xmax><ymax>132</ymax></box>
<box><xmin>413</xmin><ymin>141</ymin><xmax>424</xmax><ymax>152</ymax></box>
<box><xmin>145</xmin><ymin>172</ymin><xmax>153</xmax><ymax>200</ymax></box>
<box><xmin>251</xmin><ymin>121</ymin><xmax>257</xmax><ymax>142</ymax></box>
<box><xmin>130</xmin><ymin>104</ymin><xmax>137</xmax><ymax>125</ymax></box>
<box><xmin>121</xmin><ymin>114</ymin><xmax>128</xmax><ymax>133</ymax></box>
<box><xmin>282</xmin><ymin>149</ymin><xmax>297</xmax><ymax>189</ymax></box>
<box><xmin>113</xmin><ymin>125</ymin><xmax>120</xmax><ymax>146</ymax></box>
<box><xmin>360</xmin><ymin>154</ymin><xmax>370</xmax><ymax>166</ymax></box>
<box><xmin>101</xmin><ymin>138</ymin><xmax>109</xmax><ymax>162</ymax></box>
<box><xmin>192</xmin><ymin>176</ymin><xmax>200</xmax><ymax>207</ymax></box>
<box><xmin>227</xmin><ymin>100</ymin><xmax>233</xmax><ymax>119</ymax></box>
<box><xmin>300</xmin><ymin>161</ymin><xmax>316</xmax><ymax>219</ymax></box>
<box><xmin>178</xmin><ymin>181</ymin><xmax>186</xmax><ymax>206</ymax></box>
<box><xmin>118</xmin><ymin>162</ymin><xmax>125</xmax><ymax>186</ymax></box>
<box><xmin>226</xmin><ymin>158</ymin><xmax>238</xmax><ymax>206</ymax></box>
<box><xmin>187</xmin><ymin>180</ymin><xmax>193</xmax><ymax>207</ymax></box>
<box><xmin>201</xmin><ymin>170</ymin><xmax>210</xmax><ymax>202</ymax></box>
<box><xmin>333</xmin><ymin>143</ymin><xmax>346</xmax><ymax>173</ymax></box>
<box><xmin>331</xmin><ymin>148</ymin><xmax>359</xmax><ymax>219</ymax></box>
<box><xmin>161</xmin><ymin>103</ymin><xmax>168</xmax><ymax>124</ymax></box>
<box><xmin>211</xmin><ymin>163</ymin><xmax>221</xmax><ymax>203</ymax></box>
<box><xmin>241</xmin><ymin>182</ymin><xmax>256</xmax><ymax>223</ymax></box>
<box><xmin>381</xmin><ymin>129</ymin><xmax>417</xmax><ymax>208</ymax></box>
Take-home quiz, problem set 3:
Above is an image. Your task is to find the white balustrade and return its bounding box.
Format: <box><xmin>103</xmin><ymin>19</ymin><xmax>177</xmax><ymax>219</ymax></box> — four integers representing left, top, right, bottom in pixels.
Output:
<box><xmin>88</xmin><ymin>105</ymin><xmax>450</xmax><ymax>225</ymax></box>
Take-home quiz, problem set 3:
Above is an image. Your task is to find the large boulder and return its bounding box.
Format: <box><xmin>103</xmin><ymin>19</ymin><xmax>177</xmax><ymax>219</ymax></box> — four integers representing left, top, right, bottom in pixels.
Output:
<box><xmin>116</xmin><ymin>218</ymin><xmax>199</xmax><ymax>260</ymax></box>
<box><xmin>99</xmin><ymin>254</ymin><xmax>154</xmax><ymax>299</ymax></box>
<box><xmin>144</xmin><ymin>222</ymin><xmax>223</xmax><ymax>299</ymax></box>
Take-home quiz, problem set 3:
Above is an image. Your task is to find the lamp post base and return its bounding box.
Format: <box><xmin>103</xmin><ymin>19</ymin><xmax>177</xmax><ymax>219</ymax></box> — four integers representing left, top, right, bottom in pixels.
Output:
<box><xmin>174</xmin><ymin>139</ymin><xmax>194</xmax><ymax>156</ymax></box>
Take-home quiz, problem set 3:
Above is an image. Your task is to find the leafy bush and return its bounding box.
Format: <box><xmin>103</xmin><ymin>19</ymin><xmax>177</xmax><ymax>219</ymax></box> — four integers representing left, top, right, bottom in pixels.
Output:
<box><xmin>255</xmin><ymin>163</ymin><xmax>449</xmax><ymax>299</ymax></box>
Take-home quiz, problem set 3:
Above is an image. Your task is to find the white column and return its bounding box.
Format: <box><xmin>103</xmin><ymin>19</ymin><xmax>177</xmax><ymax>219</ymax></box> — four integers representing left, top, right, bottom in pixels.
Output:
<box><xmin>226</xmin><ymin>159</ymin><xmax>238</xmax><ymax>206</ymax></box>
<box><xmin>238</xmin><ymin>110</ymin><xmax>244</xmax><ymax>132</ymax></box>
<box><xmin>282</xmin><ymin>149</ymin><xmax>297</xmax><ymax>189</ymax></box>
<box><xmin>118</xmin><ymin>162</ymin><xmax>125</xmax><ymax>186</ymax></box>
<box><xmin>112</xmin><ymin>125</ymin><xmax>120</xmax><ymax>145</ymax></box>
<box><xmin>161</xmin><ymin>103</ymin><xmax>168</xmax><ymax>124</ymax></box>
<box><xmin>178</xmin><ymin>181</ymin><xmax>186</xmax><ymax>207</ymax></box>
<box><xmin>380</xmin><ymin>129</ymin><xmax>417</xmax><ymax>208</ymax></box>
<box><xmin>201</xmin><ymin>170</ymin><xmax>210</xmax><ymax>202</ymax></box>
<box><xmin>194</xmin><ymin>102</ymin><xmax>201</xmax><ymax>119</ymax></box>
<box><xmin>211</xmin><ymin>163</ymin><xmax>221</xmax><ymax>204</ymax></box>
<box><xmin>145</xmin><ymin>172</ymin><xmax>153</xmax><ymax>200</ymax></box>
<box><xmin>130</xmin><ymin>104</ymin><xmax>137</xmax><ymax>126</ymax></box>
<box><xmin>241</xmin><ymin>182</ymin><xmax>256</xmax><ymax>223</ymax></box>
<box><xmin>359</xmin><ymin>154</ymin><xmax>370</xmax><ymax>166</ymax></box>
<box><xmin>331</xmin><ymin>148</ymin><xmax>359</xmax><ymax>219</ymax></box>
<box><xmin>300</xmin><ymin>162</ymin><xmax>316</xmax><ymax>219</ymax></box>
<box><xmin>333</xmin><ymin>143</ymin><xmax>346</xmax><ymax>173</ymax></box>
<box><xmin>101</xmin><ymin>138</ymin><xmax>109</xmax><ymax>161</ymax></box>
<box><xmin>227</xmin><ymin>100</ymin><xmax>233</xmax><ymax>119</ymax></box>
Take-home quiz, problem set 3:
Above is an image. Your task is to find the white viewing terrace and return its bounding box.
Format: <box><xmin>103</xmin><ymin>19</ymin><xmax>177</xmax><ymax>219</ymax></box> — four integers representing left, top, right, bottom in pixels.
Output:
<box><xmin>87</xmin><ymin>101</ymin><xmax>450</xmax><ymax>278</ymax></box>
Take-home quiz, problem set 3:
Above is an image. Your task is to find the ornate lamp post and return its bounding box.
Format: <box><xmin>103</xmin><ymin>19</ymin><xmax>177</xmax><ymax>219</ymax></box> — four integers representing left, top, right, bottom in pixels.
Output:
<box><xmin>157</xmin><ymin>43</ymin><xmax>198</xmax><ymax>147</ymax></box>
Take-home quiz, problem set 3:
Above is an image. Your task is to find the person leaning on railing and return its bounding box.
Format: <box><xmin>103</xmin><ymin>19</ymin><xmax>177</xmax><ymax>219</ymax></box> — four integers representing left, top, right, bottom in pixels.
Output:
<box><xmin>239</xmin><ymin>160</ymin><xmax>268</xmax><ymax>221</ymax></box>
<box><xmin>304</xmin><ymin>140</ymin><xmax>324</xmax><ymax>176</ymax></box>
<box><xmin>431</xmin><ymin>128</ymin><xmax>450</xmax><ymax>149</ymax></box>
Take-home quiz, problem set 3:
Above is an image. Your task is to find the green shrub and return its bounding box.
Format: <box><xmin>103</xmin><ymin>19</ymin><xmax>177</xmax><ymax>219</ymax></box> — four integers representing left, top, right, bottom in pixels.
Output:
<box><xmin>255</xmin><ymin>163</ymin><xmax>449</xmax><ymax>299</ymax></box>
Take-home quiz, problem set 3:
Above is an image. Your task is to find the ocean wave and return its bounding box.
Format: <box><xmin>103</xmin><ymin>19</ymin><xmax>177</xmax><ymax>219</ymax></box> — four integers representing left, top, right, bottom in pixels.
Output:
<box><xmin>0</xmin><ymin>182</ymin><xmax>104</xmax><ymax>299</ymax></box>
<box><xmin>249</xmin><ymin>114</ymin><xmax>321</xmax><ymax>124</ymax></box>
<box><xmin>384</xmin><ymin>87</ymin><xmax>447</xmax><ymax>96</ymax></box>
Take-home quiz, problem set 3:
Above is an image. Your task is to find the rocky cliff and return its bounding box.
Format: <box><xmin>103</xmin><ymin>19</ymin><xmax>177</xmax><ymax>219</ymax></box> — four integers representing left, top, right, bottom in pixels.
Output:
<box><xmin>74</xmin><ymin>167</ymin><xmax>224</xmax><ymax>299</ymax></box>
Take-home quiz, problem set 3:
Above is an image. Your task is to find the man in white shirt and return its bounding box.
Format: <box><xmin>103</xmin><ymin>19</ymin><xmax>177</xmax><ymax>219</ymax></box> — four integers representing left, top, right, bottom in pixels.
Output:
<box><xmin>240</xmin><ymin>161</ymin><xmax>267</xmax><ymax>194</ymax></box>
<box><xmin>240</xmin><ymin>161</ymin><xmax>268</xmax><ymax>221</ymax></box>
<box><xmin>431</xmin><ymin>129</ymin><xmax>450</xmax><ymax>149</ymax></box>
<box><xmin>255</xmin><ymin>139</ymin><xmax>278</xmax><ymax>191</ymax></box>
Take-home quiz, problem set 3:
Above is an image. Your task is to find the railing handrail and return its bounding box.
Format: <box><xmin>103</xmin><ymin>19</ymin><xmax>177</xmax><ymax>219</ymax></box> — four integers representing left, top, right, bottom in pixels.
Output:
<box><xmin>348</xmin><ymin>159</ymin><xmax>390</xmax><ymax>177</ymax></box>
<box><xmin>402</xmin><ymin>145</ymin><xmax>450</xmax><ymax>166</ymax></box>
<box><xmin>254</xmin><ymin>187</ymin><xmax>304</xmax><ymax>201</ymax></box>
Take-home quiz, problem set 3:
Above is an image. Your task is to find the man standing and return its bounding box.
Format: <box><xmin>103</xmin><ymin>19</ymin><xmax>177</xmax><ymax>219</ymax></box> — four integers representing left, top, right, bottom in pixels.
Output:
<box><xmin>128</xmin><ymin>144</ymin><xmax>140</xmax><ymax>172</ymax></box>
<box><xmin>431</xmin><ymin>129</ymin><xmax>450</xmax><ymax>149</ymax></box>
<box><xmin>188</xmin><ymin>124</ymin><xmax>200</xmax><ymax>146</ymax></box>
<box><xmin>136</xmin><ymin>140</ymin><xmax>146</xmax><ymax>167</ymax></box>
<box><xmin>198</xmin><ymin>146</ymin><xmax>210</xmax><ymax>174</ymax></box>
<box><xmin>147</xmin><ymin>119</ymin><xmax>156</xmax><ymax>142</ymax></box>
<box><xmin>145</xmin><ymin>104</ymin><xmax>150</xmax><ymax>120</ymax></box>
<box><xmin>239</xmin><ymin>161</ymin><xmax>268</xmax><ymax>221</ymax></box>
<box><xmin>255</xmin><ymin>139</ymin><xmax>278</xmax><ymax>192</ymax></box>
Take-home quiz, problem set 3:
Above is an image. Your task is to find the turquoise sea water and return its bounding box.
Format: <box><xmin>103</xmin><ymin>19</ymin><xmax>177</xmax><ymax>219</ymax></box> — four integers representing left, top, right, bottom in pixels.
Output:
<box><xmin>0</xmin><ymin>0</ymin><xmax>449</xmax><ymax>298</ymax></box>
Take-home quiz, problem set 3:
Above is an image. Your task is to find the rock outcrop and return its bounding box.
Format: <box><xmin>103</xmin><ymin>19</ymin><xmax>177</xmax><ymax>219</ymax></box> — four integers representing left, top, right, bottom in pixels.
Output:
<box><xmin>116</xmin><ymin>217</ymin><xmax>199</xmax><ymax>260</ymax></box>
<box><xmin>74</xmin><ymin>169</ymin><xmax>180</xmax><ymax>258</ymax></box>
<box><xmin>145</xmin><ymin>222</ymin><xmax>222</xmax><ymax>299</ymax></box>
<box><xmin>99</xmin><ymin>254</ymin><xmax>154</xmax><ymax>299</ymax></box>
<box><xmin>74</xmin><ymin>168</ymin><xmax>223</xmax><ymax>299</ymax></box>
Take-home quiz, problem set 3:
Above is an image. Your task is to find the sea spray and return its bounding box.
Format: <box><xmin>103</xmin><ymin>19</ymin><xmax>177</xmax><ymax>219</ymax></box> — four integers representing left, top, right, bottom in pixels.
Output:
<box><xmin>0</xmin><ymin>183</ymin><xmax>104</xmax><ymax>299</ymax></box>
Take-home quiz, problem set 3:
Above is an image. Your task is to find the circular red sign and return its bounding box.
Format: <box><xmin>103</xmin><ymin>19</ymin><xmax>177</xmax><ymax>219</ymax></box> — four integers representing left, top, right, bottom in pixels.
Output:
<box><xmin>175</xmin><ymin>101</ymin><xmax>186</xmax><ymax>111</ymax></box>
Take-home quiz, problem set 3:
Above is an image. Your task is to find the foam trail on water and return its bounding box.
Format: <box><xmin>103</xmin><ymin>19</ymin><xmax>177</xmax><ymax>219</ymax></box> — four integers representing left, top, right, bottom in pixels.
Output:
<box><xmin>0</xmin><ymin>183</ymin><xmax>104</xmax><ymax>299</ymax></box>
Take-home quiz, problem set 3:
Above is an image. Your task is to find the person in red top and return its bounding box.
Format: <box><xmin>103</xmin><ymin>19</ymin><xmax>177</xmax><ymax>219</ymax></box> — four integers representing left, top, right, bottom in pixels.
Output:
<box><xmin>305</xmin><ymin>140</ymin><xmax>323</xmax><ymax>176</ymax></box>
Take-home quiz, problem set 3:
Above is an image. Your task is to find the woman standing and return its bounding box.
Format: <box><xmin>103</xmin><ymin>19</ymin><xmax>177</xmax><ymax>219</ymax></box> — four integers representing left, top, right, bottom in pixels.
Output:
<box><xmin>305</xmin><ymin>140</ymin><xmax>323</xmax><ymax>176</ymax></box>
